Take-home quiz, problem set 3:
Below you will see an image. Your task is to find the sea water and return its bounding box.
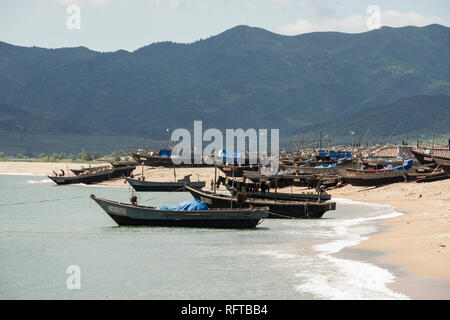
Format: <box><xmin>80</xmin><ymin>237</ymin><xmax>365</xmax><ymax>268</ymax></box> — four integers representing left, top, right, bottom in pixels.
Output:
<box><xmin>0</xmin><ymin>174</ymin><xmax>408</xmax><ymax>299</ymax></box>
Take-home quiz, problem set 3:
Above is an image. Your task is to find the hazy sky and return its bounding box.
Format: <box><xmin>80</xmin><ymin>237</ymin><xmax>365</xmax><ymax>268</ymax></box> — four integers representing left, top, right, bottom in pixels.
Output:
<box><xmin>1</xmin><ymin>0</ymin><xmax>449</xmax><ymax>52</ymax></box>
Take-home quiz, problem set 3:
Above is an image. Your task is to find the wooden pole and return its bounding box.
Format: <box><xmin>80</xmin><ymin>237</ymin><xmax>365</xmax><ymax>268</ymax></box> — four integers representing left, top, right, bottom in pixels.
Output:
<box><xmin>274</xmin><ymin>178</ymin><xmax>278</xmax><ymax>203</ymax></box>
<box><xmin>319</xmin><ymin>130</ymin><xmax>322</xmax><ymax>150</ymax></box>
<box><xmin>230</xmin><ymin>165</ymin><xmax>234</xmax><ymax>209</ymax></box>
<box><xmin>214</xmin><ymin>163</ymin><xmax>217</xmax><ymax>194</ymax></box>
<box><xmin>432</xmin><ymin>133</ymin><xmax>435</xmax><ymax>156</ymax></box>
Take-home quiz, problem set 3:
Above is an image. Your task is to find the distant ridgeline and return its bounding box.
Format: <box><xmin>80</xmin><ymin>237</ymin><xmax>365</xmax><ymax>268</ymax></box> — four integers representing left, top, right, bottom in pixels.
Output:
<box><xmin>0</xmin><ymin>24</ymin><xmax>450</xmax><ymax>154</ymax></box>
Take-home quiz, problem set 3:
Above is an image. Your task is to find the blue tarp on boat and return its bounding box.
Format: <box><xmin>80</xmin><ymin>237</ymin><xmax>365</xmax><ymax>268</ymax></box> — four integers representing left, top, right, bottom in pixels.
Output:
<box><xmin>318</xmin><ymin>150</ymin><xmax>352</xmax><ymax>159</ymax></box>
<box><xmin>159</xmin><ymin>149</ymin><xmax>172</xmax><ymax>157</ymax></box>
<box><xmin>393</xmin><ymin>159</ymin><xmax>413</xmax><ymax>171</ymax></box>
<box><xmin>156</xmin><ymin>199</ymin><xmax>208</xmax><ymax>211</ymax></box>
<box><xmin>315</xmin><ymin>163</ymin><xmax>337</xmax><ymax>168</ymax></box>
<box><xmin>380</xmin><ymin>159</ymin><xmax>413</xmax><ymax>171</ymax></box>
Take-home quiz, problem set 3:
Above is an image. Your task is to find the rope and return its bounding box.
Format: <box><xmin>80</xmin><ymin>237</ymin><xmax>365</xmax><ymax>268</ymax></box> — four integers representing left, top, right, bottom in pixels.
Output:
<box><xmin>0</xmin><ymin>196</ymin><xmax>86</xmax><ymax>207</ymax></box>
<box><xmin>267</xmin><ymin>211</ymin><xmax>296</xmax><ymax>219</ymax></box>
<box><xmin>138</xmin><ymin>186</ymin><xmax>189</xmax><ymax>204</ymax></box>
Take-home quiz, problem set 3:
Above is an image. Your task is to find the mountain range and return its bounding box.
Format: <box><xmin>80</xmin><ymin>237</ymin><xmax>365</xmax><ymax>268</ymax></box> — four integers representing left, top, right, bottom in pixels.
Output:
<box><xmin>0</xmin><ymin>24</ymin><xmax>450</xmax><ymax>154</ymax></box>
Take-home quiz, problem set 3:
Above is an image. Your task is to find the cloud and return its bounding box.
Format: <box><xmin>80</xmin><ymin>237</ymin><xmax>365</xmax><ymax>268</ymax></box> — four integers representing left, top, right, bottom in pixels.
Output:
<box><xmin>247</xmin><ymin>0</ymin><xmax>338</xmax><ymax>16</ymax></box>
<box><xmin>53</xmin><ymin>0</ymin><xmax>114</xmax><ymax>4</ymax></box>
<box><xmin>381</xmin><ymin>10</ymin><xmax>441</xmax><ymax>27</ymax></box>
<box><xmin>302</xmin><ymin>0</ymin><xmax>337</xmax><ymax>18</ymax></box>
<box><xmin>53</xmin><ymin>0</ymin><xmax>181</xmax><ymax>7</ymax></box>
<box><xmin>279</xmin><ymin>10</ymin><xmax>442</xmax><ymax>35</ymax></box>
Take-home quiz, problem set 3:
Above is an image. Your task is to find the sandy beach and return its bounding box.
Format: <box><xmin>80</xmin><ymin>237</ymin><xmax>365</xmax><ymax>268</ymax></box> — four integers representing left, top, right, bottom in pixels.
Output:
<box><xmin>1</xmin><ymin>161</ymin><xmax>449</xmax><ymax>299</ymax></box>
<box><xmin>326</xmin><ymin>181</ymin><xmax>450</xmax><ymax>299</ymax></box>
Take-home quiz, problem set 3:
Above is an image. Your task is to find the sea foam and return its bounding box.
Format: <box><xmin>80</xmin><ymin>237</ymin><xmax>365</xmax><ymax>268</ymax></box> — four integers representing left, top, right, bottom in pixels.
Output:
<box><xmin>294</xmin><ymin>200</ymin><xmax>408</xmax><ymax>300</ymax></box>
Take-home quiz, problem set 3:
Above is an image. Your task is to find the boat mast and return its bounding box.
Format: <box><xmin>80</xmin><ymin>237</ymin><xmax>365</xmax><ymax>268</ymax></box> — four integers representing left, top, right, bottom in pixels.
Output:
<box><xmin>432</xmin><ymin>133</ymin><xmax>435</xmax><ymax>156</ymax></box>
<box><xmin>230</xmin><ymin>164</ymin><xmax>234</xmax><ymax>210</ymax></box>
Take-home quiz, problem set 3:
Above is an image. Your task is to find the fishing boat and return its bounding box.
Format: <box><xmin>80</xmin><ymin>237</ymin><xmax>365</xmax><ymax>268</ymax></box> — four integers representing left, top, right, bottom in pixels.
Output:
<box><xmin>70</xmin><ymin>162</ymin><xmax>138</xmax><ymax>176</ymax></box>
<box><xmin>90</xmin><ymin>195</ymin><xmax>268</xmax><ymax>228</ymax></box>
<box><xmin>48</xmin><ymin>166</ymin><xmax>136</xmax><ymax>185</ymax></box>
<box><xmin>359</xmin><ymin>159</ymin><xmax>405</xmax><ymax>170</ymax></box>
<box><xmin>70</xmin><ymin>165</ymin><xmax>109</xmax><ymax>176</ymax></box>
<box><xmin>342</xmin><ymin>159</ymin><xmax>413</xmax><ymax>186</ymax></box>
<box><xmin>342</xmin><ymin>170</ymin><xmax>408</xmax><ymax>186</ymax></box>
<box><xmin>130</xmin><ymin>151</ymin><xmax>175</xmax><ymax>167</ymax></box>
<box><xmin>184</xmin><ymin>185</ymin><xmax>336</xmax><ymax>219</ymax></box>
<box><xmin>126</xmin><ymin>177</ymin><xmax>206</xmax><ymax>192</ymax></box>
<box><xmin>283</xmin><ymin>166</ymin><xmax>338</xmax><ymax>175</ymax></box>
<box><xmin>217</xmin><ymin>176</ymin><xmax>332</xmax><ymax>202</ymax></box>
<box><xmin>130</xmin><ymin>151</ymin><xmax>212</xmax><ymax>168</ymax></box>
<box><xmin>217</xmin><ymin>164</ymin><xmax>258</xmax><ymax>178</ymax></box>
<box><xmin>404</xmin><ymin>165</ymin><xmax>450</xmax><ymax>182</ymax></box>
<box><xmin>411</xmin><ymin>148</ymin><xmax>450</xmax><ymax>165</ymax></box>
<box><xmin>411</xmin><ymin>148</ymin><xmax>434</xmax><ymax>165</ymax></box>
<box><xmin>109</xmin><ymin>160</ymin><xmax>139</xmax><ymax>168</ymax></box>
<box><xmin>242</xmin><ymin>170</ymin><xmax>319</xmax><ymax>187</ymax></box>
<box><xmin>241</xmin><ymin>170</ymin><xmax>340</xmax><ymax>189</ymax></box>
<box><xmin>433</xmin><ymin>157</ymin><xmax>450</xmax><ymax>176</ymax></box>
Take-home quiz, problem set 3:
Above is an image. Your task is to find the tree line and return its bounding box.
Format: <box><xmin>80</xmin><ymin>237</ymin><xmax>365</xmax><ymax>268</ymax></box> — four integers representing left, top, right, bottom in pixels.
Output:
<box><xmin>0</xmin><ymin>150</ymin><xmax>129</xmax><ymax>162</ymax></box>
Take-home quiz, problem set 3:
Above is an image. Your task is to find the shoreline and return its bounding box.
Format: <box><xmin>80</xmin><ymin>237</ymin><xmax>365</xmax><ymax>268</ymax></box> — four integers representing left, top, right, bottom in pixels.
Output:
<box><xmin>1</xmin><ymin>161</ymin><xmax>449</xmax><ymax>299</ymax></box>
<box><xmin>327</xmin><ymin>182</ymin><xmax>450</xmax><ymax>300</ymax></box>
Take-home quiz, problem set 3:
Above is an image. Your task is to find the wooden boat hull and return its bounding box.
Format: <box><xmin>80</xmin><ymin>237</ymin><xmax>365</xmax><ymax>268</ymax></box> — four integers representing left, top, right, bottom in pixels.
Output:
<box><xmin>90</xmin><ymin>195</ymin><xmax>268</xmax><ymax>228</ymax></box>
<box><xmin>282</xmin><ymin>165</ymin><xmax>340</xmax><ymax>175</ymax></box>
<box><xmin>242</xmin><ymin>170</ymin><xmax>320</xmax><ymax>188</ymax></box>
<box><xmin>342</xmin><ymin>170</ymin><xmax>407</xmax><ymax>186</ymax></box>
<box><xmin>109</xmin><ymin>161</ymin><xmax>139</xmax><ymax>168</ymax></box>
<box><xmin>49</xmin><ymin>166</ymin><xmax>136</xmax><ymax>185</ymax></box>
<box><xmin>411</xmin><ymin>149</ymin><xmax>435</xmax><ymax>165</ymax></box>
<box><xmin>405</xmin><ymin>165</ymin><xmax>450</xmax><ymax>182</ymax></box>
<box><xmin>126</xmin><ymin>178</ymin><xmax>206</xmax><ymax>192</ymax></box>
<box><xmin>433</xmin><ymin>157</ymin><xmax>450</xmax><ymax>176</ymax></box>
<box><xmin>130</xmin><ymin>152</ymin><xmax>212</xmax><ymax>168</ymax></box>
<box><xmin>185</xmin><ymin>186</ymin><xmax>336</xmax><ymax>219</ymax></box>
<box><xmin>217</xmin><ymin>165</ymin><xmax>258</xmax><ymax>178</ymax></box>
<box><xmin>49</xmin><ymin>170</ymin><xmax>115</xmax><ymax>185</ymax></box>
<box><xmin>233</xmin><ymin>191</ymin><xmax>332</xmax><ymax>203</ymax></box>
<box><xmin>70</xmin><ymin>165</ymin><xmax>109</xmax><ymax>175</ymax></box>
<box><xmin>109</xmin><ymin>166</ymin><xmax>136</xmax><ymax>178</ymax></box>
<box><xmin>220</xmin><ymin>177</ymin><xmax>332</xmax><ymax>201</ymax></box>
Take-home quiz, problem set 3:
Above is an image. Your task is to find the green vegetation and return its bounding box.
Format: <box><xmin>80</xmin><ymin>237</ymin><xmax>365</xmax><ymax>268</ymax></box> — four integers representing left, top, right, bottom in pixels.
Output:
<box><xmin>293</xmin><ymin>95</ymin><xmax>450</xmax><ymax>145</ymax></box>
<box><xmin>1</xmin><ymin>24</ymin><xmax>450</xmax><ymax>153</ymax></box>
<box><xmin>0</xmin><ymin>148</ymin><xmax>135</xmax><ymax>163</ymax></box>
<box><xmin>0</xmin><ymin>149</ymin><xmax>123</xmax><ymax>162</ymax></box>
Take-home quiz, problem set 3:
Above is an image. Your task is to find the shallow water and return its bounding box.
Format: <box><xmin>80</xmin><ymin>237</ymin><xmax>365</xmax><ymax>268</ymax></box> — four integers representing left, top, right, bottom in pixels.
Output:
<box><xmin>0</xmin><ymin>174</ymin><xmax>408</xmax><ymax>299</ymax></box>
